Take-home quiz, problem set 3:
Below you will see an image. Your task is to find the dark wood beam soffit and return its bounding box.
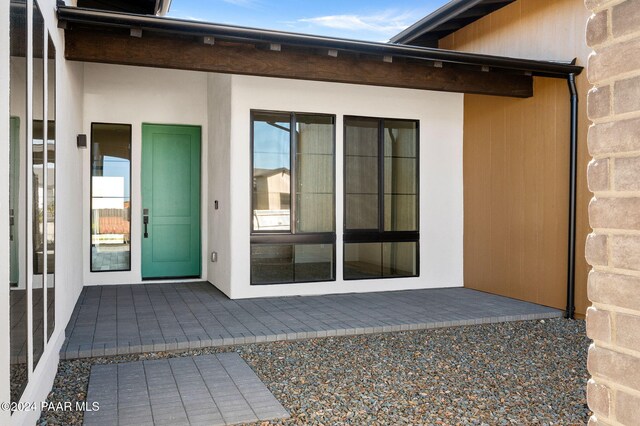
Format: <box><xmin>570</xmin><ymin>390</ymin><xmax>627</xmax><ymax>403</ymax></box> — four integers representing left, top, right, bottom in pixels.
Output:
<box><xmin>77</xmin><ymin>0</ymin><xmax>158</xmax><ymax>15</ymax></box>
<box><xmin>65</xmin><ymin>28</ymin><xmax>533</xmax><ymax>98</ymax></box>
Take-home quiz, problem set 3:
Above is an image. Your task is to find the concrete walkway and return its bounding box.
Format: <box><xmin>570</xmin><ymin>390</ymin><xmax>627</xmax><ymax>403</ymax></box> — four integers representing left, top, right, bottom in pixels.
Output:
<box><xmin>62</xmin><ymin>283</ymin><xmax>561</xmax><ymax>360</ymax></box>
<box><xmin>83</xmin><ymin>353</ymin><xmax>289</xmax><ymax>426</ymax></box>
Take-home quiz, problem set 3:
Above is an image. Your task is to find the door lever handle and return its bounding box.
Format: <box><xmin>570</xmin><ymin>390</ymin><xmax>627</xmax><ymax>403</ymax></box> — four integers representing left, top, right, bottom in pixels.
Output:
<box><xmin>143</xmin><ymin>208</ymin><xmax>149</xmax><ymax>238</ymax></box>
<box><xmin>9</xmin><ymin>208</ymin><xmax>14</xmax><ymax>241</ymax></box>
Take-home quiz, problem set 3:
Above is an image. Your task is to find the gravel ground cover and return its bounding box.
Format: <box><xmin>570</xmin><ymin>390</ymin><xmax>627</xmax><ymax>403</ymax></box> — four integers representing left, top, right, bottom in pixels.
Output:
<box><xmin>39</xmin><ymin>318</ymin><xmax>590</xmax><ymax>425</ymax></box>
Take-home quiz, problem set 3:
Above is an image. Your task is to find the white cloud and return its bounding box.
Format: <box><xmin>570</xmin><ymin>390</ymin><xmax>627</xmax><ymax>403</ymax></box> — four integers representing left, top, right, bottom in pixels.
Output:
<box><xmin>222</xmin><ymin>0</ymin><xmax>261</xmax><ymax>7</ymax></box>
<box><xmin>298</xmin><ymin>10</ymin><xmax>415</xmax><ymax>38</ymax></box>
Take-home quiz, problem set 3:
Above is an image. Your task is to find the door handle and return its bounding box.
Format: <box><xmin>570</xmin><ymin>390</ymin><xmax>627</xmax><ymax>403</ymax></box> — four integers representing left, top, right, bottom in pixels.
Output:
<box><xmin>143</xmin><ymin>208</ymin><xmax>149</xmax><ymax>238</ymax></box>
<box><xmin>9</xmin><ymin>208</ymin><xmax>14</xmax><ymax>241</ymax></box>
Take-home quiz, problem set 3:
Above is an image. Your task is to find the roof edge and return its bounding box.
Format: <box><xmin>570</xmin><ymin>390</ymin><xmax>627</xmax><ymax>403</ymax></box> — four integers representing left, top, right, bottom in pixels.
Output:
<box><xmin>390</xmin><ymin>0</ymin><xmax>484</xmax><ymax>44</ymax></box>
<box><xmin>57</xmin><ymin>6</ymin><xmax>583</xmax><ymax>78</ymax></box>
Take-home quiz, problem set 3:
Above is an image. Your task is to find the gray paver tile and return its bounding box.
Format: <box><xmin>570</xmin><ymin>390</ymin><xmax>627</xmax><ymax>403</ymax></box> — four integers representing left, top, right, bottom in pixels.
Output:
<box><xmin>84</xmin><ymin>352</ymin><xmax>288</xmax><ymax>426</ymax></box>
<box><xmin>66</xmin><ymin>284</ymin><xmax>562</xmax><ymax>362</ymax></box>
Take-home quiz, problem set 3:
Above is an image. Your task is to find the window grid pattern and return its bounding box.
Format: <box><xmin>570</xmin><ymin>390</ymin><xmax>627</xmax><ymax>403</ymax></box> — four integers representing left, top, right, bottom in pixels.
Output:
<box><xmin>251</xmin><ymin>111</ymin><xmax>336</xmax><ymax>285</ymax></box>
<box><xmin>344</xmin><ymin>116</ymin><xmax>420</xmax><ymax>280</ymax></box>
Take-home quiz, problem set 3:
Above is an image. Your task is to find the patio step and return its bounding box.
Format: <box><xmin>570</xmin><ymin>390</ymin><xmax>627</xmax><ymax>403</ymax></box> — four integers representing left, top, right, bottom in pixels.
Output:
<box><xmin>83</xmin><ymin>353</ymin><xmax>289</xmax><ymax>426</ymax></box>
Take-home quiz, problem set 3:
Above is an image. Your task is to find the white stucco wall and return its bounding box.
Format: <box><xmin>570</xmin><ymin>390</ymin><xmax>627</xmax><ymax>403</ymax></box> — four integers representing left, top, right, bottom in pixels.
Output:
<box><xmin>206</xmin><ymin>73</ymin><xmax>232</xmax><ymax>294</ymax></box>
<box><xmin>54</xmin><ymin>58</ymin><xmax>85</xmax><ymax>348</ymax></box>
<box><xmin>82</xmin><ymin>63</ymin><xmax>209</xmax><ymax>286</ymax></box>
<box><xmin>226</xmin><ymin>75</ymin><xmax>464</xmax><ymax>299</ymax></box>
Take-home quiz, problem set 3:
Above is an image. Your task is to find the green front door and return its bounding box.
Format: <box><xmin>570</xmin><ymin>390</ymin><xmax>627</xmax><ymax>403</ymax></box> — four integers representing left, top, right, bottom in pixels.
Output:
<box><xmin>141</xmin><ymin>124</ymin><xmax>201</xmax><ymax>279</ymax></box>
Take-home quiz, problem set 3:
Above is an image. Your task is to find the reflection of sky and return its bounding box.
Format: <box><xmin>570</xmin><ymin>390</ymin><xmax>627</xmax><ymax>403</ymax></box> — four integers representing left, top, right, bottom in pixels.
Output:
<box><xmin>102</xmin><ymin>156</ymin><xmax>130</xmax><ymax>198</ymax></box>
<box><xmin>253</xmin><ymin>121</ymin><xmax>290</xmax><ymax>170</ymax></box>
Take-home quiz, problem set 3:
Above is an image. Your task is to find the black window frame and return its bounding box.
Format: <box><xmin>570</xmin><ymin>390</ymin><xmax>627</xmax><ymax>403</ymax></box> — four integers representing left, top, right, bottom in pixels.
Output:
<box><xmin>250</xmin><ymin>110</ymin><xmax>337</xmax><ymax>285</ymax></box>
<box><xmin>343</xmin><ymin>115</ymin><xmax>420</xmax><ymax>280</ymax></box>
<box><xmin>89</xmin><ymin>122</ymin><xmax>133</xmax><ymax>273</ymax></box>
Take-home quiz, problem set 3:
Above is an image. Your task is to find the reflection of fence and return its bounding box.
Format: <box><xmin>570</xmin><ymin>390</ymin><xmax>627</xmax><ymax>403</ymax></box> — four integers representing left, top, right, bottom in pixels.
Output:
<box><xmin>253</xmin><ymin>210</ymin><xmax>290</xmax><ymax>231</ymax></box>
<box><xmin>93</xmin><ymin>208</ymin><xmax>130</xmax><ymax>244</ymax></box>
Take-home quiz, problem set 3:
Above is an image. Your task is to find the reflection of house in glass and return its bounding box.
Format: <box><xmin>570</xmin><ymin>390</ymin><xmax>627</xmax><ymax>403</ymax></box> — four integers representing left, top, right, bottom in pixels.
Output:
<box><xmin>252</xmin><ymin>167</ymin><xmax>290</xmax><ymax>231</ymax></box>
<box><xmin>90</xmin><ymin>123</ymin><xmax>132</xmax><ymax>272</ymax></box>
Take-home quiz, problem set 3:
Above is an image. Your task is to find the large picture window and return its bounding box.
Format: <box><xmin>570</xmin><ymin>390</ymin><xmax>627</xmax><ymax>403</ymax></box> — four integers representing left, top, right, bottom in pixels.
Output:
<box><xmin>344</xmin><ymin>117</ymin><xmax>419</xmax><ymax>279</ymax></box>
<box><xmin>90</xmin><ymin>123</ymin><xmax>132</xmax><ymax>272</ymax></box>
<box><xmin>251</xmin><ymin>111</ymin><xmax>335</xmax><ymax>284</ymax></box>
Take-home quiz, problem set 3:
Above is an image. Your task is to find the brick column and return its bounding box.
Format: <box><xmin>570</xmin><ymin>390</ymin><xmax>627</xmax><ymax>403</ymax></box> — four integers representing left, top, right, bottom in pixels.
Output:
<box><xmin>585</xmin><ymin>0</ymin><xmax>640</xmax><ymax>424</ymax></box>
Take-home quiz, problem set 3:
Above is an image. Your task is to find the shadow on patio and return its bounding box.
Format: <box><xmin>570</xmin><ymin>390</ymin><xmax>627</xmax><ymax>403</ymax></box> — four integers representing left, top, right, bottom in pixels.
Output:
<box><xmin>62</xmin><ymin>283</ymin><xmax>561</xmax><ymax>360</ymax></box>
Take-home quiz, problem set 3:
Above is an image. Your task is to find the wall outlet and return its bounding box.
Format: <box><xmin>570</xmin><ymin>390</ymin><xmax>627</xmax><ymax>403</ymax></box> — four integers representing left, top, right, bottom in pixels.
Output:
<box><xmin>211</xmin><ymin>252</ymin><xmax>218</xmax><ymax>263</ymax></box>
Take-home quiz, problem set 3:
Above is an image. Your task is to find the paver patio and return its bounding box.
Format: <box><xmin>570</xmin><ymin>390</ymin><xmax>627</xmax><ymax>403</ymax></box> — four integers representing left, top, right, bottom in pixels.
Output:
<box><xmin>62</xmin><ymin>283</ymin><xmax>561</xmax><ymax>360</ymax></box>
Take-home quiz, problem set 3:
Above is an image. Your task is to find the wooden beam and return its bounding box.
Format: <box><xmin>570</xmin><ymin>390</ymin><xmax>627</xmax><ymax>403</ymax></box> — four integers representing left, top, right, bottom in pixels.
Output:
<box><xmin>64</xmin><ymin>28</ymin><xmax>533</xmax><ymax>98</ymax></box>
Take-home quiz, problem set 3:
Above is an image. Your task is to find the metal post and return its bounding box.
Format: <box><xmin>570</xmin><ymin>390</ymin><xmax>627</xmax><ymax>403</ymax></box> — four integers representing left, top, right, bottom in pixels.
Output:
<box><xmin>565</xmin><ymin>73</ymin><xmax>578</xmax><ymax>320</ymax></box>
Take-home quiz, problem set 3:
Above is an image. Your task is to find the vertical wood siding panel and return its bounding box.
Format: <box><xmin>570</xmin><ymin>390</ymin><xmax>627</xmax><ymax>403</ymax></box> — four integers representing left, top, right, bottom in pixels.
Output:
<box><xmin>489</xmin><ymin>100</ymin><xmax>509</xmax><ymax>297</ymax></box>
<box><xmin>450</xmin><ymin>0</ymin><xmax>591</xmax><ymax>315</ymax></box>
<box><xmin>505</xmin><ymin>100</ymin><xmax>525</xmax><ymax>300</ymax></box>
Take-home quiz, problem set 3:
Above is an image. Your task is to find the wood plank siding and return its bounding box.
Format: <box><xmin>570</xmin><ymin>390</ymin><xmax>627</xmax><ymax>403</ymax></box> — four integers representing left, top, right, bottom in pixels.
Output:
<box><xmin>439</xmin><ymin>0</ymin><xmax>591</xmax><ymax>316</ymax></box>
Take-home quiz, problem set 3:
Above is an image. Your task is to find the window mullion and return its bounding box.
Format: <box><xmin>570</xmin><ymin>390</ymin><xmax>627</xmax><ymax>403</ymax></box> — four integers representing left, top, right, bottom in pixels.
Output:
<box><xmin>291</xmin><ymin>113</ymin><xmax>296</xmax><ymax>283</ymax></box>
<box><xmin>379</xmin><ymin>119</ymin><xmax>385</xmax><ymax>276</ymax></box>
<box><xmin>291</xmin><ymin>113</ymin><xmax>297</xmax><ymax>235</ymax></box>
<box><xmin>378</xmin><ymin>119</ymin><xmax>385</xmax><ymax>233</ymax></box>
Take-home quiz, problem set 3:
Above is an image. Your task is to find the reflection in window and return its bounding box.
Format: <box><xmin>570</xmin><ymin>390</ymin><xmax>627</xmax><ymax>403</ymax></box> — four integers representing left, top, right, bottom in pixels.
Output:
<box><xmin>251</xmin><ymin>112</ymin><xmax>336</xmax><ymax>285</ymax></box>
<box><xmin>252</xmin><ymin>112</ymin><xmax>291</xmax><ymax>232</ymax></box>
<box><xmin>32</xmin><ymin>0</ymin><xmax>45</xmax><ymax>370</ymax></box>
<box><xmin>32</xmin><ymin>120</ymin><xmax>54</xmax><ymax>352</ymax></box>
<box><xmin>9</xmin><ymin>0</ymin><xmax>28</xmax><ymax>405</ymax></box>
<box><xmin>344</xmin><ymin>117</ymin><xmax>419</xmax><ymax>280</ymax></box>
<box><xmin>296</xmin><ymin>115</ymin><xmax>335</xmax><ymax>233</ymax></box>
<box><xmin>345</xmin><ymin>117</ymin><xmax>379</xmax><ymax>230</ymax></box>
<box><xmin>250</xmin><ymin>244</ymin><xmax>334</xmax><ymax>284</ymax></box>
<box><xmin>344</xmin><ymin>242</ymin><xmax>418</xmax><ymax>279</ymax></box>
<box><xmin>384</xmin><ymin>120</ymin><xmax>418</xmax><ymax>232</ymax></box>
<box><xmin>91</xmin><ymin>124</ymin><xmax>132</xmax><ymax>272</ymax></box>
<box><xmin>47</xmin><ymin>34</ymin><xmax>56</xmax><ymax>342</ymax></box>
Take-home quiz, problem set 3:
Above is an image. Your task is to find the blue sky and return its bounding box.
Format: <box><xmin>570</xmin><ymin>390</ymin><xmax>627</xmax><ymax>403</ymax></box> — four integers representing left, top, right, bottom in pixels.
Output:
<box><xmin>167</xmin><ymin>0</ymin><xmax>450</xmax><ymax>42</ymax></box>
